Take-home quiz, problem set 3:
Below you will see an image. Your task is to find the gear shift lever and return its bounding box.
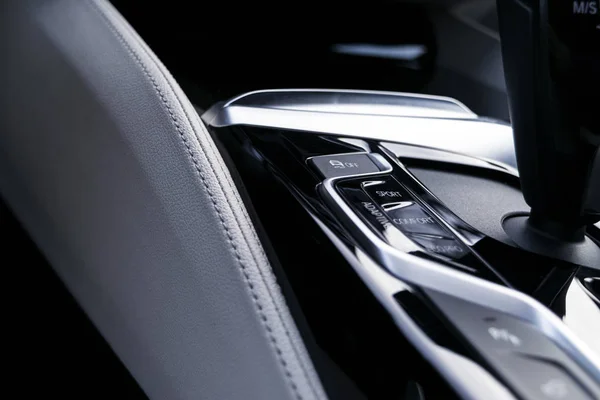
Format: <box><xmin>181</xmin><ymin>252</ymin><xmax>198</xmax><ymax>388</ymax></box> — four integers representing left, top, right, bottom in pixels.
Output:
<box><xmin>497</xmin><ymin>0</ymin><xmax>600</xmax><ymax>262</ymax></box>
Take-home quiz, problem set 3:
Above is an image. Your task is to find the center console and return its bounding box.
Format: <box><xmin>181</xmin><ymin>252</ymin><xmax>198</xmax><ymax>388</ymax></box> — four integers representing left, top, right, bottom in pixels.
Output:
<box><xmin>202</xmin><ymin>89</ymin><xmax>600</xmax><ymax>399</ymax></box>
<box><xmin>196</xmin><ymin>1</ymin><xmax>600</xmax><ymax>398</ymax></box>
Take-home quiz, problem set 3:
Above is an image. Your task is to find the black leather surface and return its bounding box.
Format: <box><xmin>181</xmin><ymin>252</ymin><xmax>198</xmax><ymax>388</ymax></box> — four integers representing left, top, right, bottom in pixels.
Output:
<box><xmin>0</xmin><ymin>1</ymin><xmax>327</xmax><ymax>399</ymax></box>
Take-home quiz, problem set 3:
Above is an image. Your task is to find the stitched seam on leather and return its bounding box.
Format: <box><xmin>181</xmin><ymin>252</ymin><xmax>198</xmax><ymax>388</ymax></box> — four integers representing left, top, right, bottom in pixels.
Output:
<box><xmin>98</xmin><ymin>9</ymin><xmax>322</xmax><ymax>398</ymax></box>
<box><xmin>99</xmin><ymin>15</ymin><xmax>311</xmax><ymax>382</ymax></box>
<box><xmin>102</xmin><ymin>15</ymin><xmax>314</xmax><ymax>393</ymax></box>
<box><xmin>88</xmin><ymin>2</ymin><xmax>304</xmax><ymax>399</ymax></box>
<box><xmin>158</xmin><ymin>80</ymin><xmax>322</xmax><ymax>399</ymax></box>
<box><xmin>169</xmin><ymin>96</ymin><xmax>319</xmax><ymax>389</ymax></box>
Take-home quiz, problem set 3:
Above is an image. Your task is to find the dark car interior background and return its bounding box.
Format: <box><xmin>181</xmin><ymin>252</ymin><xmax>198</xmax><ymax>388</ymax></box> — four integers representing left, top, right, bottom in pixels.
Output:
<box><xmin>2</xmin><ymin>0</ymin><xmax>599</xmax><ymax>399</ymax></box>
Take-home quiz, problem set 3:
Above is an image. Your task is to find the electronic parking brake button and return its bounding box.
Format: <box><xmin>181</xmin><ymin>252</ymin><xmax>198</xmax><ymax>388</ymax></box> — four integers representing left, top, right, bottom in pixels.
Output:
<box><xmin>426</xmin><ymin>290</ymin><xmax>597</xmax><ymax>400</ymax></box>
<box><xmin>426</xmin><ymin>290</ymin><xmax>565</xmax><ymax>358</ymax></box>
<box><xmin>337</xmin><ymin>185</ymin><xmax>393</xmax><ymax>239</ymax></box>
<box><xmin>309</xmin><ymin>153</ymin><xmax>387</xmax><ymax>179</ymax></box>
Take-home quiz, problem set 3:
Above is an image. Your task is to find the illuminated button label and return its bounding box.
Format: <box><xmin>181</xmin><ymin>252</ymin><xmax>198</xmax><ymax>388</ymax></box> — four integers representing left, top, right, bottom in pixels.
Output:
<box><xmin>426</xmin><ymin>243</ymin><xmax>463</xmax><ymax>254</ymax></box>
<box><xmin>309</xmin><ymin>153</ymin><xmax>381</xmax><ymax>178</ymax></box>
<box><xmin>409</xmin><ymin>234</ymin><xmax>467</xmax><ymax>259</ymax></box>
<box><xmin>385</xmin><ymin>203</ymin><xmax>451</xmax><ymax>238</ymax></box>
<box><xmin>361</xmin><ymin>202</ymin><xmax>392</xmax><ymax>229</ymax></box>
<box><xmin>393</xmin><ymin>216</ymin><xmax>435</xmax><ymax>226</ymax></box>
<box><xmin>374</xmin><ymin>190</ymin><xmax>404</xmax><ymax>198</ymax></box>
<box><xmin>329</xmin><ymin>159</ymin><xmax>359</xmax><ymax>169</ymax></box>
<box><xmin>488</xmin><ymin>327</ymin><xmax>522</xmax><ymax>347</ymax></box>
<box><xmin>420</xmin><ymin>242</ymin><xmax>465</xmax><ymax>255</ymax></box>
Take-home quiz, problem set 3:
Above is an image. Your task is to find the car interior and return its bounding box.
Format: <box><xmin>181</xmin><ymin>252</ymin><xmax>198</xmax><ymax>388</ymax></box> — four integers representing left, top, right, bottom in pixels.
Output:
<box><xmin>1</xmin><ymin>0</ymin><xmax>599</xmax><ymax>399</ymax></box>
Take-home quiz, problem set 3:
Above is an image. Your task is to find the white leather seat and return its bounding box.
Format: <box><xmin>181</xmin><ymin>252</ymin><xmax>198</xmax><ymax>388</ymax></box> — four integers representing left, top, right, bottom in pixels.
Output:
<box><xmin>0</xmin><ymin>1</ymin><xmax>327</xmax><ymax>399</ymax></box>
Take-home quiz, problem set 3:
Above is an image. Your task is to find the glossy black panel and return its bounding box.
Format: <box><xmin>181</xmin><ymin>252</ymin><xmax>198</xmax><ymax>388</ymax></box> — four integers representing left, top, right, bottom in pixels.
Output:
<box><xmin>390</xmin><ymin>150</ymin><xmax>584</xmax><ymax>300</ymax></box>
<box><xmin>212</xmin><ymin>126</ymin><xmax>460</xmax><ymax>400</ymax></box>
<box><xmin>209</xmin><ymin>124</ymin><xmax>600</xmax><ymax>398</ymax></box>
<box><xmin>336</xmin><ymin>176</ymin><xmax>500</xmax><ymax>280</ymax></box>
<box><xmin>394</xmin><ymin>289</ymin><xmax>471</xmax><ymax>357</ymax></box>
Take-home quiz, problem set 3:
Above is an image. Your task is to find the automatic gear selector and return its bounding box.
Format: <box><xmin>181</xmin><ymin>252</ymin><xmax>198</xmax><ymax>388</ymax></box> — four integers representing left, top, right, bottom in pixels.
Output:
<box><xmin>497</xmin><ymin>0</ymin><xmax>600</xmax><ymax>266</ymax></box>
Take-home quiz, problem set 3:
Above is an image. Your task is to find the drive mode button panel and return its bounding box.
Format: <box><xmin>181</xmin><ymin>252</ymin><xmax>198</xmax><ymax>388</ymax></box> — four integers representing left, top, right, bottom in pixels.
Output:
<box><xmin>334</xmin><ymin>175</ymin><xmax>492</xmax><ymax>276</ymax></box>
<box><xmin>360</xmin><ymin>177</ymin><xmax>472</xmax><ymax>260</ymax></box>
<box><xmin>363</xmin><ymin>178</ymin><xmax>452</xmax><ymax>238</ymax></box>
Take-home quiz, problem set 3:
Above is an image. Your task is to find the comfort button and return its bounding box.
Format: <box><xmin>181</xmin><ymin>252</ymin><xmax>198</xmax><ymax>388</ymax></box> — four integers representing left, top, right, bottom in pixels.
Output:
<box><xmin>385</xmin><ymin>203</ymin><xmax>451</xmax><ymax>238</ymax></box>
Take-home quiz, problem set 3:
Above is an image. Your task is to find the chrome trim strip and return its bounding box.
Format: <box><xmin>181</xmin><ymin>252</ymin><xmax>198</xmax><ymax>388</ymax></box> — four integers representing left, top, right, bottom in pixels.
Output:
<box><xmin>381</xmin><ymin>142</ymin><xmax>519</xmax><ymax>176</ymax></box>
<box><xmin>221</xmin><ymin>88</ymin><xmax>476</xmax><ymax>117</ymax></box>
<box><xmin>203</xmin><ymin>89</ymin><xmax>598</xmax><ymax>212</ymax></box>
<box><xmin>203</xmin><ymin>89</ymin><xmax>600</xmax><ymax>391</ymax></box>
<box><xmin>201</xmin><ymin>89</ymin><xmax>517</xmax><ymax>169</ymax></box>
<box><xmin>320</xmin><ymin>176</ymin><xmax>600</xmax><ymax>384</ymax></box>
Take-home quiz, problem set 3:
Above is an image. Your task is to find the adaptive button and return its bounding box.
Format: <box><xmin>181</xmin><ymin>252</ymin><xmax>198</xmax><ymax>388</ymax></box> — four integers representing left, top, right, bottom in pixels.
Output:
<box><xmin>308</xmin><ymin>153</ymin><xmax>384</xmax><ymax>179</ymax></box>
<box><xmin>337</xmin><ymin>186</ymin><xmax>393</xmax><ymax>237</ymax></box>
<box><xmin>496</xmin><ymin>355</ymin><xmax>592</xmax><ymax>400</ymax></box>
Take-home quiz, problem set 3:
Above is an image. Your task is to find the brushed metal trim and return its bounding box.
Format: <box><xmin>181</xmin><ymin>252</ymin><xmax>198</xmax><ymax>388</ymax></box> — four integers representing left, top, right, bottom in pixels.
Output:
<box><xmin>201</xmin><ymin>89</ymin><xmax>517</xmax><ymax>169</ymax></box>
<box><xmin>203</xmin><ymin>89</ymin><xmax>600</xmax><ymax>394</ymax></box>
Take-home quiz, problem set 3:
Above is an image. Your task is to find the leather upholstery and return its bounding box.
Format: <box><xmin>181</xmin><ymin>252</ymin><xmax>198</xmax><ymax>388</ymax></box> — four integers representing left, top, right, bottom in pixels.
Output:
<box><xmin>0</xmin><ymin>1</ymin><xmax>327</xmax><ymax>399</ymax></box>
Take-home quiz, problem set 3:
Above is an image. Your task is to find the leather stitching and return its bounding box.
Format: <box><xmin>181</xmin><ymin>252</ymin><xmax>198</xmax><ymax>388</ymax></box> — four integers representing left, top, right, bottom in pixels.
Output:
<box><xmin>172</xmin><ymin>101</ymin><xmax>322</xmax><ymax>398</ymax></box>
<box><xmin>87</xmin><ymin>2</ymin><xmax>306</xmax><ymax>399</ymax></box>
<box><xmin>157</xmin><ymin>69</ymin><xmax>322</xmax><ymax>400</ymax></box>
